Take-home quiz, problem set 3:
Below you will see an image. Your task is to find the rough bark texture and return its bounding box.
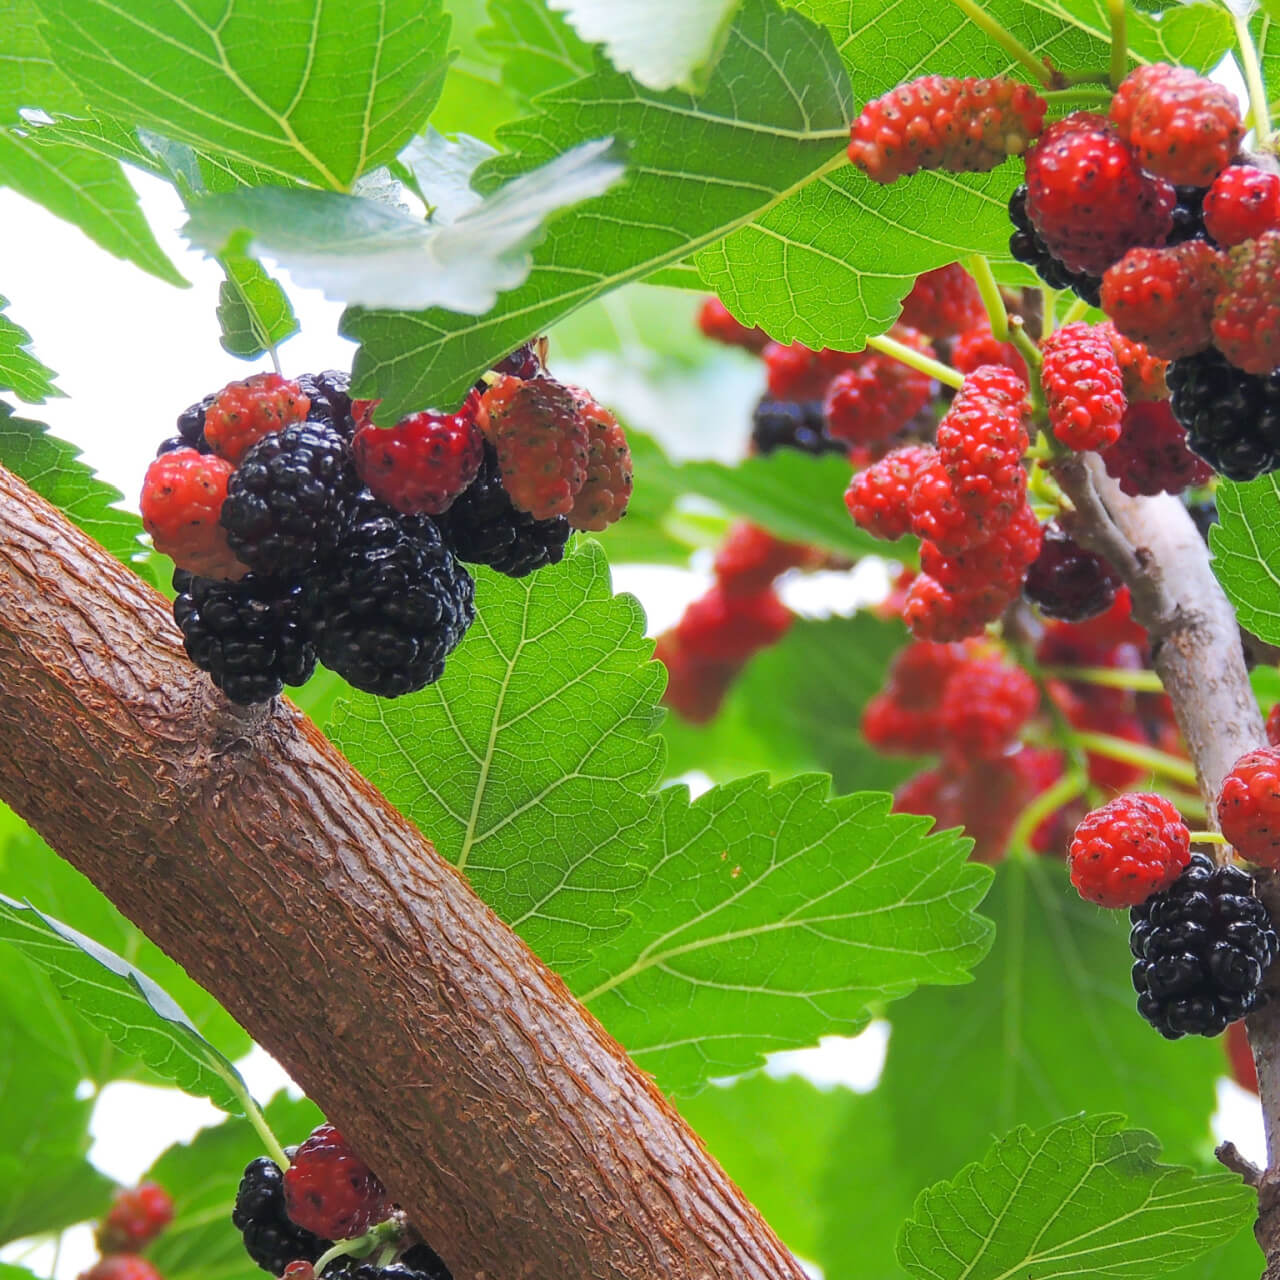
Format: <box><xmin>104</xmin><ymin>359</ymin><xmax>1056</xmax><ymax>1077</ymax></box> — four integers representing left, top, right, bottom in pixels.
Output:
<box><xmin>0</xmin><ymin>463</ymin><xmax>805</xmax><ymax>1280</ymax></box>
<box><xmin>1055</xmin><ymin>453</ymin><xmax>1279</xmax><ymax>1273</ymax></box>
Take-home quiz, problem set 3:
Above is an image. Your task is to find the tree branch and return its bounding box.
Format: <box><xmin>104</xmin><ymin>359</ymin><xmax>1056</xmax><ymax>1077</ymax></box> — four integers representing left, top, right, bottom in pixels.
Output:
<box><xmin>1055</xmin><ymin>453</ymin><xmax>1280</xmax><ymax>1272</ymax></box>
<box><xmin>0</xmin><ymin>463</ymin><xmax>805</xmax><ymax>1280</ymax></box>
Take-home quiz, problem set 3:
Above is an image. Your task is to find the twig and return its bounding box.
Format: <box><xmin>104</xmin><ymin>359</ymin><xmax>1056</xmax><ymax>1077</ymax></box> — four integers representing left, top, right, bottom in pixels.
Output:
<box><xmin>1217</xmin><ymin>1141</ymin><xmax>1263</xmax><ymax>1187</ymax></box>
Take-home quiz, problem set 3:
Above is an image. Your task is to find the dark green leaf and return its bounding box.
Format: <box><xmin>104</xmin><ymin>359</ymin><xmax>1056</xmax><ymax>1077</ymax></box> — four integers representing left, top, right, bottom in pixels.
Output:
<box><xmin>1210</xmin><ymin>474</ymin><xmax>1280</xmax><ymax>646</ymax></box>
<box><xmin>572</xmin><ymin>778</ymin><xmax>993</xmax><ymax>1092</ymax></box>
<box><xmin>0</xmin><ymin>127</ymin><xmax>184</xmax><ymax>284</ymax></box>
<box><xmin>216</xmin><ymin>258</ymin><xmax>299</xmax><ymax>360</ymax></box>
<box><xmin>34</xmin><ymin>0</ymin><xmax>453</xmax><ymax>190</ymax></box>
<box><xmin>327</xmin><ymin>541</ymin><xmax>666</xmax><ymax>967</ymax></box>
<box><xmin>898</xmin><ymin>1114</ymin><xmax>1252</xmax><ymax>1280</ymax></box>
<box><xmin>0</xmin><ymin>296</ymin><xmax>59</xmax><ymax>403</ymax></box>
<box><xmin>0</xmin><ymin>896</ymin><xmax>245</xmax><ymax>1112</ymax></box>
<box><xmin>342</xmin><ymin>0</ymin><xmax>853</xmax><ymax>417</ymax></box>
<box><xmin>0</xmin><ymin>401</ymin><xmax>154</xmax><ymax>579</ymax></box>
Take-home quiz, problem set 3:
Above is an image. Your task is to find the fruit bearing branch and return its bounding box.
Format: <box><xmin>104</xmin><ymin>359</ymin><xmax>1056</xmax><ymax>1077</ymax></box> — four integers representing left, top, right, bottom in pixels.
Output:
<box><xmin>0</xmin><ymin>463</ymin><xmax>805</xmax><ymax>1280</ymax></box>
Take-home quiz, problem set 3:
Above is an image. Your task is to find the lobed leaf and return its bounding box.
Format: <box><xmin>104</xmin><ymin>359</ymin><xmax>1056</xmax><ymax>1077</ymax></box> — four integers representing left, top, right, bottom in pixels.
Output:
<box><xmin>185</xmin><ymin>137</ymin><xmax>626</xmax><ymax>317</ymax></box>
<box><xmin>573</xmin><ymin>778</ymin><xmax>993</xmax><ymax>1092</ymax></box>
<box><xmin>898</xmin><ymin>1114</ymin><xmax>1252</xmax><ymax>1280</ymax></box>
<box><xmin>216</xmin><ymin>257</ymin><xmax>300</xmax><ymax>360</ymax></box>
<box><xmin>33</xmin><ymin>0</ymin><xmax>452</xmax><ymax>190</ymax></box>
<box><xmin>477</xmin><ymin>0</ymin><xmax>595</xmax><ymax>106</ymax></box>
<box><xmin>1210</xmin><ymin>475</ymin><xmax>1280</xmax><ymax>647</ymax></box>
<box><xmin>0</xmin><ymin>296</ymin><xmax>59</xmax><ymax>403</ymax></box>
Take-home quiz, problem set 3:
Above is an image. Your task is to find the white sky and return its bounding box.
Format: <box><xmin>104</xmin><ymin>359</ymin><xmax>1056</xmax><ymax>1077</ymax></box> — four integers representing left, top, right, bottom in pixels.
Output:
<box><xmin>0</xmin><ymin>159</ymin><xmax>1267</xmax><ymax>1279</ymax></box>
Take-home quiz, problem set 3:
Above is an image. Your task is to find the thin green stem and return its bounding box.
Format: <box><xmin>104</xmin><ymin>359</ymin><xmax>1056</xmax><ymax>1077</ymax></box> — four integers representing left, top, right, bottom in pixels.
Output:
<box><xmin>1106</xmin><ymin>0</ymin><xmax>1128</xmax><ymax>90</ymax></box>
<box><xmin>1073</xmin><ymin>730</ymin><xmax>1199</xmax><ymax>787</ymax></box>
<box><xmin>217</xmin><ymin>1061</ymin><xmax>290</xmax><ymax>1168</ymax></box>
<box><xmin>1060</xmin><ymin>296</ymin><xmax>1090</xmax><ymax>325</ymax></box>
<box><xmin>966</xmin><ymin>254</ymin><xmax>1009</xmax><ymax>341</ymax></box>
<box><xmin>1008</xmin><ymin>771</ymin><xmax>1085</xmax><ymax>854</ymax></box>
<box><xmin>1234</xmin><ymin>9</ymin><xmax>1274</xmax><ymax>149</ymax></box>
<box><xmin>1009</xmin><ymin>317</ymin><xmax>1042</xmax><ymax>371</ymax></box>
<box><xmin>1041</xmin><ymin>86</ymin><xmax>1115</xmax><ymax>111</ymax></box>
<box><xmin>48</xmin><ymin>1233</ymin><xmax>63</xmax><ymax>1280</ymax></box>
<box><xmin>1189</xmin><ymin>830</ymin><xmax>1230</xmax><ymax>845</ymax></box>
<box><xmin>866</xmin><ymin>332</ymin><xmax>964</xmax><ymax>389</ymax></box>
<box><xmin>1040</xmin><ymin>664</ymin><xmax>1164</xmax><ymax>692</ymax></box>
<box><xmin>945</xmin><ymin>0</ymin><xmax>1054</xmax><ymax>87</ymax></box>
<box><xmin>1039</xmin><ymin>286</ymin><xmax>1058</xmax><ymax>338</ymax></box>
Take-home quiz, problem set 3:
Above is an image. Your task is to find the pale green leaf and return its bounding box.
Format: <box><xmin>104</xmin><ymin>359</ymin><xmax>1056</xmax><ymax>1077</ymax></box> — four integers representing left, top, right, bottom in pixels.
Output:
<box><xmin>0</xmin><ymin>896</ymin><xmax>245</xmax><ymax>1112</ymax></box>
<box><xmin>0</xmin><ymin>126</ymin><xmax>184</xmax><ymax>284</ymax></box>
<box><xmin>0</xmin><ymin>0</ymin><xmax>85</xmax><ymax>122</ymax></box>
<box><xmin>33</xmin><ymin>0</ymin><xmax>453</xmax><ymax>190</ymax></box>
<box><xmin>342</xmin><ymin>0</ymin><xmax>852</xmax><ymax>417</ymax></box>
<box><xmin>185</xmin><ymin>137</ymin><xmax>625</xmax><ymax>315</ymax></box>
<box><xmin>0</xmin><ymin>401</ymin><xmax>154</xmax><ymax>579</ymax></box>
<box><xmin>477</xmin><ymin>0</ymin><xmax>594</xmax><ymax>106</ymax></box>
<box><xmin>327</xmin><ymin>541</ymin><xmax>666</xmax><ymax>966</ymax></box>
<box><xmin>546</xmin><ymin>0</ymin><xmax>741</xmax><ymax>91</ymax></box>
<box><xmin>217</xmin><ymin>257</ymin><xmax>299</xmax><ymax>359</ymax></box>
<box><xmin>573</xmin><ymin>778</ymin><xmax>993</xmax><ymax>1092</ymax></box>
<box><xmin>0</xmin><ymin>296</ymin><xmax>59</xmax><ymax>403</ymax></box>
<box><xmin>898</xmin><ymin>1114</ymin><xmax>1252</xmax><ymax>1280</ymax></box>
<box><xmin>400</xmin><ymin>128</ymin><xmax>500</xmax><ymax>221</ymax></box>
<box><xmin>1210</xmin><ymin>474</ymin><xmax>1280</xmax><ymax>646</ymax></box>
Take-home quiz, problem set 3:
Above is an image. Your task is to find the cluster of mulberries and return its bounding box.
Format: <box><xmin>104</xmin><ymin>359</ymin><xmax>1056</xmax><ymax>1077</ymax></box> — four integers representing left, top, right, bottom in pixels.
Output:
<box><xmin>141</xmin><ymin>352</ymin><xmax>631</xmax><ymax>704</ymax></box>
<box><xmin>233</xmin><ymin>1126</ymin><xmax>452</xmax><ymax>1280</ymax></box>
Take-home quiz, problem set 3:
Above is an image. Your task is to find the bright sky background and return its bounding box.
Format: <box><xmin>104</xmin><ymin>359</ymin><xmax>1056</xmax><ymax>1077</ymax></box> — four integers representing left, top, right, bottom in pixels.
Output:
<box><xmin>0</xmin><ymin>147</ymin><xmax>1267</xmax><ymax>1280</ymax></box>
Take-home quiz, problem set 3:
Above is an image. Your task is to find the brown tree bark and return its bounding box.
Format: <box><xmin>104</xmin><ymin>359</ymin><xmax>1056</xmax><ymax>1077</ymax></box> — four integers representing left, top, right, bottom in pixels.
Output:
<box><xmin>0</xmin><ymin>462</ymin><xmax>805</xmax><ymax>1280</ymax></box>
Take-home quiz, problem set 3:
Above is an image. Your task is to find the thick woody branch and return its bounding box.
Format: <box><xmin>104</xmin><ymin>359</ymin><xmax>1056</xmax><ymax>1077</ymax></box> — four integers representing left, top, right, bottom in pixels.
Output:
<box><xmin>0</xmin><ymin>464</ymin><xmax>804</xmax><ymax>1280</ymax></box>
<box><xmin>1054</xmin><ymin>453</ymin><xmax>1280</xmax><ymax>1271</ymax></box>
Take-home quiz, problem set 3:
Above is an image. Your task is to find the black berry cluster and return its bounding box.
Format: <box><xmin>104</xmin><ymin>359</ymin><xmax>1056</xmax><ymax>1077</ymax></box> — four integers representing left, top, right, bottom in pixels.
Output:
<box><xmin>233</xmin><ymin>1157</ymin><xmax>331</xmax><ymax>1277</ymax></box>
<box><xmin>328</xmin><ymin>1253</ymin><xmax>452</xmax><ymax>1280</ymax></box>
<box><xmin>1129</xmin><ymin>852</ymin><xmax>1278</xmax><ymax>1038</ymax></box>
<box><xmin>750</xmin><ymin>398</ymin><xmax>847</xmax><ymax>456</ymax></box>
<box><xmin>1167</xmin><ymin>348</ymin><xmax>1280</xmax><ymax>482</ymax></box>
<box><xmin>159</xmin><ymin>364</ymin><xmax>577</xmax><ymax>706</ymax></box>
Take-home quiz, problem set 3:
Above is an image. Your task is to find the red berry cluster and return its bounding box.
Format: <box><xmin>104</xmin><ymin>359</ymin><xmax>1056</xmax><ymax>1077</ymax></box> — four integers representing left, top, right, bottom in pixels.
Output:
<box><xmin>658</xmin><ymin>523</ymin><xmax>814</xmax><ymax>723</ymax></box>
<box><xmin>79</xmin><ymin>1183</ymin><xmax>175</xmax><ymax>1280</ymax></box>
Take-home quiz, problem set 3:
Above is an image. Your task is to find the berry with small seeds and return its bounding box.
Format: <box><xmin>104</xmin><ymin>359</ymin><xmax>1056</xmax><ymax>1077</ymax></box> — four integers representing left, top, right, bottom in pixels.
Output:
<box><xmin>763</xmin><ymin>342</ymin><xmax>863</xmax><ymax>401</ymax></box>
<box><xmin>566</xmin><ymin>390</ymin><xmax>631</xmax><ymax>531</ymax></box>
<box><xmin>304</xmin><ymin>495</ymin><xmax>474</xmax><ymax>698</ymax></box>
<box><xmin>97</xmin><ymin>1184</ymin><xmax>174</xmax><ymax>1255</ymax></box>
<box><xmin>1024</xmin><ymin>111</ymin><xmax>1175</xmax><ymax>276</ymax></box>
<box><xmin>1218</xmin><ymin>747</ymin><xmax>1280</xmax><ymax>867</ymax></box>
<box><xmin>1100</xmin><ymin>241</ymin><xmax>1224</xmax><ymax>360</ymax></box>
<box><xmin>901</xmin><ymin>571</ymin><xmax>1007</xmax><ymax>642</ymax></box>
<box><xmin>1068</xmin><ymin>792</ymin><xmax>1190</xmax><ymax>908</ymax></box>
<box><xmin>175</xmin><ymin>393</ymin><xmax>214</xmax><ymax>451</ymax></box>
<box><xmin>174</xmin><ymin>570</ymin><xmax>315</xmax><ymax>704</ymax></box>
<box><xmin>80</xmin><ymin>1259</ymin><xmax>162</xmax><ymax>1280</ymax></box>
<box><xmin>919</xmin><ymin>500</ymin><xmax>1042</xmax><ymax>604</ymax></box>
<box><xmin>282</xmin><ymin>1125</ymin><xmax>390</xmax><ymax>1241</ymax></box>
<box><xmin>477</xmin><ymin>374</ymin><xmax>587</xmax><ymax>519</ymax></box>
<box><xmin>750</xmin><ymin>398</ymin><xmax>845</xmax><ymax>456</ymax></box>
<box><xmin>714</xmin><ymin>523</ymin><xmax>818</xmax><ymax>596</ymax></box>
<box><xmin>1166</xmin><ymin>347</ymin><xmax>1280</xmax><ymax>481</ymax></box>
<box><xmin>897</xmin><ymin>264</ymin><xmax>986</xmax><ymax>338</ymax></box>
<box><xmin>439</xmin><ymin>443</ymin><xmax>569</xmax><ymax>577</ymax></box>
<box><xmin>1103</xmin><ymin>323</ymin><xmax>1169</xmax><ymax>402</ymax></box>
<box><xmin>909</xmin><ymin>456</ymin><xmax>1011</xmax><ymax>555</ymax></box>
<box><xmin>938</xmin><ymin>655</ymin><xmax>1037</xmax><ymax>760</ymax></box>
<box><xmin>1129</xmin><ymin>852</ymin><xmax>1276</xmax><ymax>1037</ymax></box>
<box><xmin>233</xmin><ymin>1157</ymin><xmax>329</xmax><ymax>1276</ymax></box>
<box><xmin>1023</xmin><ymin>520</ymin><xmax>1120</xmax><ymax>621</ymax></box>
<box><xmin>1040</xmin><ymin>322</ymin><xmax>1127</xmax><ymax>451</ymax></box>
<box><xmin>296</xmin><ymin>370</ymin><xmax>353</xmax><ymax>436</ymax></box>
<box><xmin>204</xmin><ymin>374</ymin><xmax>310</xmax><ymax>464</ymax></box>
<box><xmin>353</xmin><ymin>401</ymin><xmax>484</xmax><ymax>517</ymax></box>
<box><xmin>222</xmin><ymin>421</ymin><xmax>359</xmax><ymax>575</ymax></box>
<box><xmin>1008</xmin><ymin>184</ymin><xmax>1102</xmax><ymax>305</ymax></box>
<box><xmin>654</xmin><ymin>630</ymin><xmax>739</xmax><ymax>724</ymax></box>
<box><xmin>845</xmin><ymin>444</ymin><xmax>932</xmax><ymax>541</ymax></box>
<box><xmin>281</xmin><ymin>1264</ymin><xmax>315</xmax><ymax>1280</ymax></box>
<box><xmin>1204</xmin><ymin>165</ymin><xmax>1280</xmax><ymax>247</ymax></box>
<box><xmin>697</xmin><ymin>297</ymin><xmax>768</xmax><ymax>352</ymax></box>
<box><xmin>823</xmin><ymin>327</ymin><xmax>935</xmax><ymax>444</ymax></box>
<box><xmin>675</xmin><ymin>584</ymin><xmax>791</xmax><ymax>664</ymax></box>
<box><xmin>141</xmin><ymin>448</ymin><xmax>246</xmax><ymax>580</ymax></box>
<box><xmin>327</xmin><ymin>1260</ymin><xmax>452</xmax><ymax>1280</ymax></box>
<box><xmin>493</xmin><ymin>341</ymin><xmax>546</xmax><ymax>380</ymax></box>
<box><xmin>1101</xmin><ymin>400</ymin><xmax>1212</xmax><ymax>495</ymax></box>
<box><xmin>951</xmin><ymin>326</ymin><xmax>1027</xmax><ymax>380</ymax></box>
<box><xmin>1212</xmin><ymin>229</ymin><xmax>1280</xmax><ymax>375</ymax></box>
<box><xmin>1111</xmin><ymin>63</ymin><xmax>1242</xmax><ymax>188</ymax></box>
<box><xmin>862</xmin><ymin>692</ymin><xmax>944</xmax><ymax>756</ymax></box>
<box><xmin>847</xmin><ymin>75</ymin><xmax>1046</xmax><ymax>184</ymax></box>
